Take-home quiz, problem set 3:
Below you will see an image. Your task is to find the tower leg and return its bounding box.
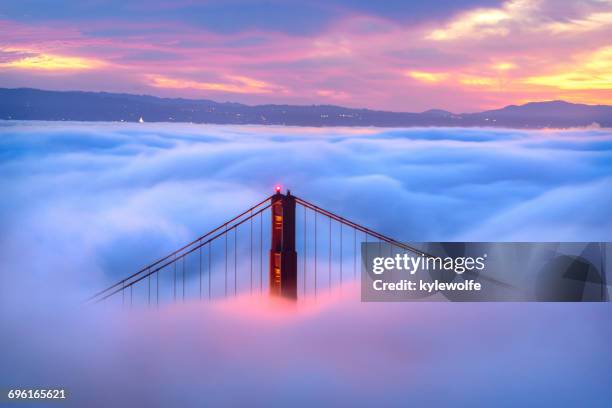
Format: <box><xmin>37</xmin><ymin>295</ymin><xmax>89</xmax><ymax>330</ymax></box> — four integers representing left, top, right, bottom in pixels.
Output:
<box><xmin>270</xmin><ymin>192</ymin><xmax>297</xmax><ymax>299</ymax></box>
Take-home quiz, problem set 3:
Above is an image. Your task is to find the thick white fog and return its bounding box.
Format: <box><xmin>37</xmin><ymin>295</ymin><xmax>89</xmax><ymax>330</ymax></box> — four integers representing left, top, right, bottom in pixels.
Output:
<box><xmin>1</xmin><ymin>122</ymin><xmax>611</xmax><ymax>406</ymax></box>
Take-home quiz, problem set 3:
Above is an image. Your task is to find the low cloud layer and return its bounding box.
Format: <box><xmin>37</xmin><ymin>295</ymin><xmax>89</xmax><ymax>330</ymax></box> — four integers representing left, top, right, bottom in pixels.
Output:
<box><xmin>1</xmin><ymin>121</ymin><xmax>611</xmax><ymax>298</ymax></box>
<box><xmin>4</xmin><ymin>289</ymin><xmax>612</xmax><ymax>406</ymax></box>
<box><xmin>1</xmin><ymin>122</ymin><xmax>611</xmax><ymax>406</ymax></box>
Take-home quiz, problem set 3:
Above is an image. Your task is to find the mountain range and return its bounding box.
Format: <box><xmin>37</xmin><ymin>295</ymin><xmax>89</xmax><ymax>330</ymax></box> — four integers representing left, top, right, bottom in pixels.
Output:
<box><xmin>1</xmin><ymin>88</ymin><xmax>611</xmax><ymax>128</ymax></box>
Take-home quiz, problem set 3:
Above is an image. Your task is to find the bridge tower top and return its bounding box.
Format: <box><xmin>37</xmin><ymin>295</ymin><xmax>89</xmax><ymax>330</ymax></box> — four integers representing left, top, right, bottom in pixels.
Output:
<box><xmin>270</xmin><ymin>189</ymin><xmax>297</xmax><ymax>299</ymax></box>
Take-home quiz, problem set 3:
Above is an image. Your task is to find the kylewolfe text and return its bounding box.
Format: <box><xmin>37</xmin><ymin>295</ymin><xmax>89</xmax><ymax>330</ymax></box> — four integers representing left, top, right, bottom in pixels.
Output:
<box><xmin>370</xmin><ymin>253</ymin><xmax>485</xmax><ymax>293</ymax></box>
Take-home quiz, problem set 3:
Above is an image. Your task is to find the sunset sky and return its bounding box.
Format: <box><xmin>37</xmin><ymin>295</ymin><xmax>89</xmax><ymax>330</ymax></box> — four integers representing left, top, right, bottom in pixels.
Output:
<box><xmin>1</xmin><ymin>0</ymin><xmax>611</xmax><ymax>111</ymax></box>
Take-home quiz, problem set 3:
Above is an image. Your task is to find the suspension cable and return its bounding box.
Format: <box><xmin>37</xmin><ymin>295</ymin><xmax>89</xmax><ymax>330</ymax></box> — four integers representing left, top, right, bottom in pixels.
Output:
<box><xmin>295</xmin><ymin>196</ymin><xmax>428</xmax><ymax>257</ymax></box>
<box><xmin>88</xmin><ymin>195</ymin><xmax>274</xmax><ymax>302</ymax></box>
<box><xmin>93</xmin><ymin>203</ymin><xmax>271</xmax><ymax>303</ymax></box>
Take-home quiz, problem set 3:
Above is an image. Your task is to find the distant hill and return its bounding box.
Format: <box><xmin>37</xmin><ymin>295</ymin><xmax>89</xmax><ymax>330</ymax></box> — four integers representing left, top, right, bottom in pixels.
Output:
<box><xmin>1</xmin><ymin>88</ymin><xmax>611</xmax><ymax>128</ymax></box>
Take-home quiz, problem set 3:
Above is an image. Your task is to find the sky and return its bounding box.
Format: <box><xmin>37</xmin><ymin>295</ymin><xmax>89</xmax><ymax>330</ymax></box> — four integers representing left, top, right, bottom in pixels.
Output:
<box><xmin>1</xmin><ymin>122</ymin><xmax>612</xmax><ymax>405</ymax></box>
<box><xmin>0</xmin><ymin>0</ymin><xmax>611</xmax><ymax>112</ymax></box>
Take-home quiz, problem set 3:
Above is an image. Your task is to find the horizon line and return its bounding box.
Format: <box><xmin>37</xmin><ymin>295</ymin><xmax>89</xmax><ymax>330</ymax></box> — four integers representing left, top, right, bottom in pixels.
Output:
<box><xmin>3</xmin><ymin>86</ymin><xmax>611</xmax><ymax>115</ymax></box>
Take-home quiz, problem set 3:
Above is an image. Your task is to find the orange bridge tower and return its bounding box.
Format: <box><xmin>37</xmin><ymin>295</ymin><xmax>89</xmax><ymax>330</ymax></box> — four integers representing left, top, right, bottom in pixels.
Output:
<box><xmin>269</xmin><ymin>188</ymin><xmax>297</xmax><ymax>299</ymax></box>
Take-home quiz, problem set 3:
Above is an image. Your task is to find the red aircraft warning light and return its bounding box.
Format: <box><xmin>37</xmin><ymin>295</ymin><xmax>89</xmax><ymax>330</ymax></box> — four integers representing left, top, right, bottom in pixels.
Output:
<box><xmin>275</xmin><ymin>185</ymin><xmax>282</xmax><ymax>193</ymax></box>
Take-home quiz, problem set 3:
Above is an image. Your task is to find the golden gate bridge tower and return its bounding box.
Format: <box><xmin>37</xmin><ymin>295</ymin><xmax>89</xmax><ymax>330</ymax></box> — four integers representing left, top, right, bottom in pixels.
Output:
<box><xmin>270</xmin><ymin>187</ymin><xmax>298</xmax><ymax>299</ymax></box>
<box><xmin>87</xmin><ymin>187</ymin><xmax>610</xmax><ymax>306</ymax></box>
<box><xmin>87</xmin><ymin>187</ymin><xmax>474</xmax><ymax>306</ymax></box>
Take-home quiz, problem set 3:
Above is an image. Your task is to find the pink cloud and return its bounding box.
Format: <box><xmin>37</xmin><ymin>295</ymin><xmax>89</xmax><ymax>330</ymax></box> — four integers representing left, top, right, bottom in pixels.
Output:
<box><xmin>1</xmin><ymin>0</ymin><xmax>611</xmax><ymax>111</ymax></box>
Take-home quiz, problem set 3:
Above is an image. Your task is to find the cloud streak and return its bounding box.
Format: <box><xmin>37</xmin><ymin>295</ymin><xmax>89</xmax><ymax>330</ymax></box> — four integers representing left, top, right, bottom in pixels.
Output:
<box><xmin>149</xmin><ymin>74</ymin><xmax>285</xmax><ymax>94</ymax></box>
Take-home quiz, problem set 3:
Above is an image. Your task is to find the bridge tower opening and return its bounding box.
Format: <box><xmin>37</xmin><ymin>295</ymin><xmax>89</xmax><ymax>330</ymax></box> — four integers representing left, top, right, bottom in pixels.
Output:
<box><xmin>270</xmin><ymin>190</ymin><xmax>297</xmax><ymax>299</ymax></box>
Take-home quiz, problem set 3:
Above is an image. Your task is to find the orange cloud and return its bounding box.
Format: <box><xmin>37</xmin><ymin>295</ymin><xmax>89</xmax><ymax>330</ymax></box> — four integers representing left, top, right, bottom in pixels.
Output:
<box><xmin>0</xmin><ymin>47</ymin><xmax>103</xmax><ymax>71</ymax></box>
<box><xmin>148</xmin><ymin>74</ymin><xmax>283</xmax><ymax>94</ymax></box>
<box><xmin>523</xmin><ymin>47</ymin><xmax>612</xmax><ymax>90</ymax></box>
<box><xmin>492</xmin><ymin>62</ymin><xmax>516</xmax><ymax>71</ymax></box>
<box><xmin>459</xmin><ymin>76</ymin><xmax>499</xmax><ymax>87</ymax></box>
<box><xmin>406</xmin><ymin>71</ymin><xmax>449</xmax><ymax>83</ymax></box>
